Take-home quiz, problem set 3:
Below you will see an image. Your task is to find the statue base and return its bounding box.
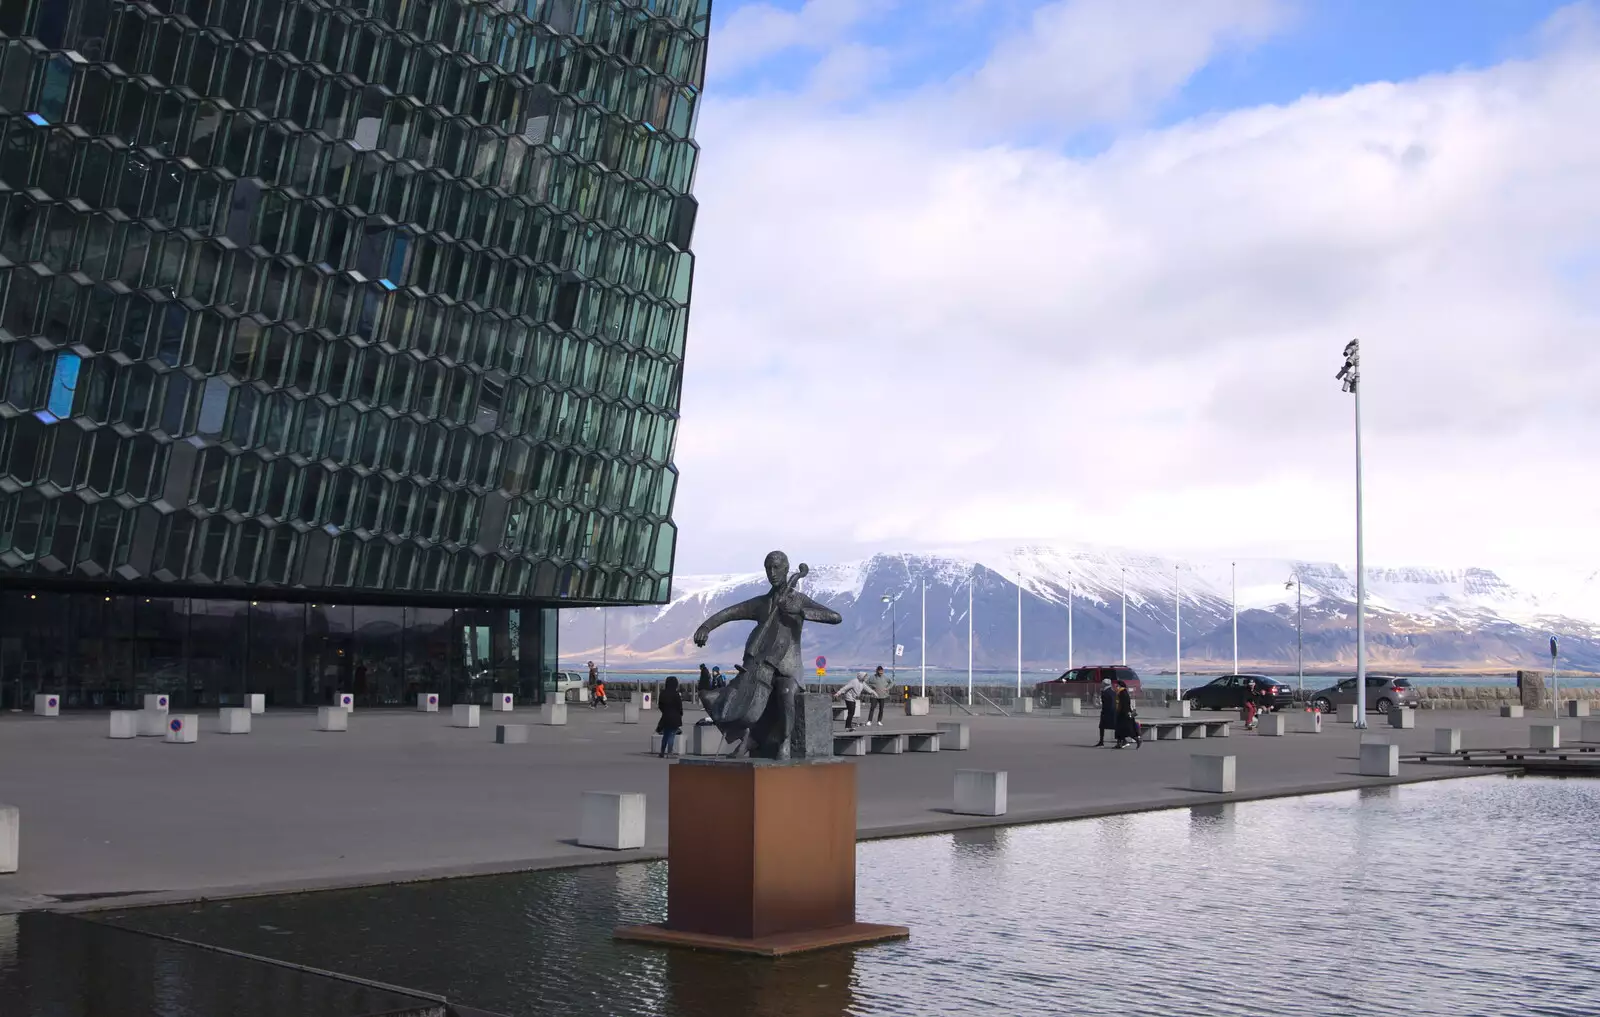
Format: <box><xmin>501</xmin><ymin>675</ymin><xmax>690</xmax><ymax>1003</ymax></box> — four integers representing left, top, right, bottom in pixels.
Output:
<box><xmin>613</xmin><ymin>757</ymin><xmax>909</xmax><ymax>957</ymax></box>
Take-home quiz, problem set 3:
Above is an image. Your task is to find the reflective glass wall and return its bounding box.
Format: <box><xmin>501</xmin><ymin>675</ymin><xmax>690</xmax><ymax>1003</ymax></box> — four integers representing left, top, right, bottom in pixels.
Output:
<box><xmin>0</xmin><ymin>590</ymin><xmax>557</xmax><ymax>710</ymax></box>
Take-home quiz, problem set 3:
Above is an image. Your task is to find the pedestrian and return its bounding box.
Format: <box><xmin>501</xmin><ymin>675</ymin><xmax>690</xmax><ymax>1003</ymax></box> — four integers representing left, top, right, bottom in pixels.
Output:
<box><xmin>866</xmin><ymin>665</ymin><xmax>891</xmax><ymax>727</ymax></box>
<box><xmin>1114</xmin><ymin>680</ymin><xmax>1141</xmax><ymax>748</ymax></box>
<box><xmin>1241</xmin><ymin>678</ymin><xmax>1259</xmax><ymax>730</ymax></box>
<box><xmin>834</xmin><ymin>671</ymin><xmax>867</xmax><ymax>731</ymax></box>
<box><xmin>698</xmin><ymin>663</ymin><xmax>712</xmax><ymax>697</ymax></box>
<box><xmin>592</xmin><ymin>676</ymin><xmax>607</xmax><ymax>708</ymax></box>
<box><xmin>656</xmin><ymin>676</ymin><xmax>683</xmax><ymax>757</ymax></box>
<box><xmin>587</xmin><ymin>660</ymin><xmax>599</xmax><ymax>686</ymax></box>
<box><xmin>1095</xmin><ymin>677</ymin><xmax>1116</xmax><ymax>746</ymax></box>
<box><xmin>710</xmin><ymin>665</ymin><xmax>725</xmax><ymax>689</ymax></box>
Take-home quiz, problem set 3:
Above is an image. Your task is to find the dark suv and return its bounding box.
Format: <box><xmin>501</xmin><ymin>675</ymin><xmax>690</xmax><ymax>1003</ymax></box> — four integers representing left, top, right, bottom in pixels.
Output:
<box><xmin>1034</xmin><ymin>665</ymin><xmax>1142</xmax><ymax>706</ymax></box>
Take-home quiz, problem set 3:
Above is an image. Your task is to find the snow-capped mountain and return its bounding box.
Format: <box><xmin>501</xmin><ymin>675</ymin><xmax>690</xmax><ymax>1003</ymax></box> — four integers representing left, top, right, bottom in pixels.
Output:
<box><xmin>559</xmin><ymin>544</ymin><xmax>1600</xmax><ymax>673</ymax></box>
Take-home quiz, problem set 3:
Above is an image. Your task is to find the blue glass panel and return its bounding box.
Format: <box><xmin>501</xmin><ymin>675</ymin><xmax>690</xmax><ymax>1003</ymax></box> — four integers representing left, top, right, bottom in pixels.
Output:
<box><xmin>46</xmin><ymin>351</ymin><xmax>80</xmax><ymax>419</ymax></box>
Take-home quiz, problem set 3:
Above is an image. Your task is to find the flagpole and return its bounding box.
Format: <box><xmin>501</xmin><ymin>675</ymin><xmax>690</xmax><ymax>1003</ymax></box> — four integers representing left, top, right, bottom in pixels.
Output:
<box><xmin>1231</xmin><ymin>561</ymin><xmax>1238</xmax><ymax>674</ymax></box>
<box><xmin>1121</xmin><ymin>568</ymin><xmax>1127</xmax><ymax>665</ymax></box>
<box><xmin>967</xmin><ymin>577</ymin><xmax>974</xmax><ymax>706</ymax></box>
<box><xmin>920</xmin><ymin>580</ymin><xmax>927</xmax><ymax>697</ymax></box>
<box><xmin>1175</xmin><ymin>565</ymin><xmax>1182</xmax><ymax>698</ymax></box>
<box><xmin>1067</xmin><ymin>571</ymin><xmax>1074</xmax><ymax>672</ymax></box>
<box><xmin>1016</xmin><ymin>581</ymin><xmax>1022</xmax><ymax>697</ymax></box>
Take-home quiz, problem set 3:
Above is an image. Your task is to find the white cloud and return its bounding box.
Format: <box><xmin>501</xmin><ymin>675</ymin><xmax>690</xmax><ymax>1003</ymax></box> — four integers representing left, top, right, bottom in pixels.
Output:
<box><xmin>709</xmin><ymin>0</ymin><xmax>899</xmax><ymax>78</ymax></box>
<box><xmin>673</xmin><ymin>4</ymin><xmax>1600</xmax><ymax>578</ymax></box>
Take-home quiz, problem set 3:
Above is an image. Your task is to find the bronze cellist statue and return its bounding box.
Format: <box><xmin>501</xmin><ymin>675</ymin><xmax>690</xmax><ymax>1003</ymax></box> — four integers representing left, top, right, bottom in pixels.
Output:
<box><xmin>693</xmin><ymin>550</ymin><xmax>842</xmax><ymax>759</ymax></box>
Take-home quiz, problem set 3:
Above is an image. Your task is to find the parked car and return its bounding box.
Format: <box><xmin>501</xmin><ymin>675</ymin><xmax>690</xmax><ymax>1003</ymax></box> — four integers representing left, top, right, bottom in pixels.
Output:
<box><xmin>1309</xmin><ymin>676</ymin><xmax>1419</xmax><ymax>715</ymax></box>
<box><xmin>1034</xmin><ymin>665</ymin><xmax>1142</xmax><ymax>706</ymax></box>
<box><xmin>1183</xmin><ymin>674</ymin><xmax>1293</xmax><ymax>711</ymax></box>
<box><xmin>542</xmin><ymin>670</ymin><xmax>586</xmax><ymax>695</ymax></box>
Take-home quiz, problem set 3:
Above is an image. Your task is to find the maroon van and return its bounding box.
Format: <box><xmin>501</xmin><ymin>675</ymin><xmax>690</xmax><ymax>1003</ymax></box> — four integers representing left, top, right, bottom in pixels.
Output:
<box><xmin>1033</xmin><ymin>665</ymin><xmax>1142</xmax><ymax>706</ymax></box>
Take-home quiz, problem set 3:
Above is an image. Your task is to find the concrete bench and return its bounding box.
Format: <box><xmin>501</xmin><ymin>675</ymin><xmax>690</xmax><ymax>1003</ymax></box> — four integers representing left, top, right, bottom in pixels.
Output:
<box><xmin>317</xmin><ymin>706</ymin><xmax>348</xmax><ymax>732</ymax></box>
<box><xmin>217</xmin><ymin>707</ymin><xmax>251</xmax><ymax>735</ymax></box>
<box><xmin>906</xmin><ymin>731</ymin><xmax>940</xmax><ymax>752</ymax></box>
<box><xmin>1144</xmin><ymin>719</ymin><xmax>1231</xmax><ymax>741</ymax></box>
<box><xmin>108</xmin><ymin>711</ymin><xmax>138</xmax><ymax>739</ymax></box>
<box><xmin>1191</xmin><ymin>754</ymin><xmax>1235</xmax><ymax>793</ymax></box>
<box><xmin>417</xmin><ymin>693</ymin><xmax>439</xmax><ymax>712</ymax></box>
<box><xmin>452</xmin><ymin>704</ymin><xmax>480</xmax><ymax>728</ymax></box>
<box><xmin>1582</xmin><ymin>720</ymin><xmax>1600</xmax><ymax>744</ymax></box>
<box><xmin>0</xmin><ymin>804</ymin><xmax>16</xmax><ymax>873</ymax></box>
<box><xmin>1531</xmin><ymin>724</ymin><xmax>1560</xmax><ymax>750</ymax></box>
<box><xmin>578</xmin><ymin>791</ymin><xmax>645</xmax><ymax>850</ymax></box>
<box><xmin>495</xmin><ymin>724</ymin><xmax>529</xmax><ymax>745</ymax></box>
<box><xmin>937</xmin><ymin>721</ymin><xmax>970</xmax><ymax>750</ymax></box>
<box><xmin>954</xmin><ymin>770</ymin><xmax>1007</xmax><ymax>816</ymax></box>
<box><xmin>869</xmin><ymin>732</ymin><xmax>907</xmax><ymax>754</ymax></box>
<box><xmin>33</xmin><ymin>694</ymin><xmax>60</xmax><ymax>717</ymax></box>
<box><xmin>833</xmin><ymin>731</ymin><xmax>868</xmax><ymax>756</ymax></box>
<box><xmin>164</xmin><ymin>715</ymin><xmax>198</xmax><ymax>743</ymax></box>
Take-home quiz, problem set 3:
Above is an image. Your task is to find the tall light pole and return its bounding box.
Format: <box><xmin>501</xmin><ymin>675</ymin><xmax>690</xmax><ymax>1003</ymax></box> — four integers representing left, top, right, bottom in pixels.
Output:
<box><xmin>1550</xmin><ymin>635</ymin><xmax>1559</xmax><ymax>720</ymax></box>
<box><xmin>601</xmin><ymin>607</ymin><xmax>607</xmax><ymax>682</ymax></box>
<box><xmin>919</xmin><ymin>580</ymin><xmax>927</xmax><ymax>698</ymax></box>
<box><xmin>881</xmin><ymin>593</ymin><xmax>898</xmax><ymax>682</ymax></box>
<box><xmin>1231</xmin><ymin>561</ymin><xmax>1238</xmax><ymax>674</ymax></box>
<box><xmin>1067</xmin><ymin>571</ymin><xmax>1074</xmax><ymax>672</ymax></box>
<box><xmin>1121</xmin><ymin>567</ymin><xmax>1127</xmax><ymax>665</ymax></box>
<box><xmin>1015</xmin><ymin>580</ymin><xmax>1022</xmax><ymax>697</ymax></box>
<box><xmin>1336</xmin><ymin>339</ymin><xmax>1367</xmax><ymax>727</ymax></box>
<box><xmin>966</xmin><ymin>574</ymin><xmax>974</xmax><ymax>706</ymax></box>
<box><xmin>1175</xmin><ymin>565</ymin><xmax>1183</xmax><ymax>697</ymax></box>
<box><xmin>1286</xmin><ymin>573</ymin><xmax>1303</xmax><ymax>697</ymax></box>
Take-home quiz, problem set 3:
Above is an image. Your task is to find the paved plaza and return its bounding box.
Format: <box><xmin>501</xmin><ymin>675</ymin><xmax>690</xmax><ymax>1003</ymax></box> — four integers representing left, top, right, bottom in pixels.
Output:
<box><xmin>0</xmin><ymin>702</ymin><xmax>1567</xmax><ymax>912</ymax></box>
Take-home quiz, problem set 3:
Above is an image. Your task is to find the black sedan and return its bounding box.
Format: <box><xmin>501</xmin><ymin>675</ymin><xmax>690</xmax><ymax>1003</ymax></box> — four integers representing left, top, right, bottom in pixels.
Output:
<box><xmin>1182</xmin><ymin>674</ymin><xmax>1293</xmax><ymax>711</ymax></box>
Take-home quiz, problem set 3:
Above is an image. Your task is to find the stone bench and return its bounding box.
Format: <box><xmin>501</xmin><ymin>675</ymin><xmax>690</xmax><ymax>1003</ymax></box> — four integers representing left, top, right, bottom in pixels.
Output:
<box><xmin>578</xmin><ymin>791</ymin><xmax>645</xmax><ymax>850</ymax></box>
<box><xmin>1144</xmin><ymin>719</ymin><xmax>1232</xmax><ymax>741</ymax></box>
<box><xmin>0</xmin><ymin>804</ymin><xmax>16</xmax><ymax>873</ymax></box>
<box><xmin>936</xmin><ymin>721</ymin><xmax>970</xmax><ymax>750</ymax></box>
<box><xmin>495</xmin><ymin>724</ymin><xmax>529</xmax><ymax>745</ymax></box>
<box><xmin>870</xmin><ymin>732</ymin><xmax>907</xmax><ymax>754</ymax></box>
<box><xmin>1530</xmin><ymin>724</ymin><xmax>1560</xmax><ymax>750</ymax></box>
<box><xmin>217</xmin><ymin>707</ymin><xmax>251</xmax><ymax>735</ymax></box>
<box><xmin>954</xmin><ymin>769</ymin><xmax>1007</xmax><ymax>816</ymax></box>
<box><xmin>1582</xmin><ymin>720</ymin><xmax>1600</xmax><ymax>744</ymax></box>
<box><xmin>833</xmin><ymin>729</ymin><xmax>944</xmax><ymax>756</ymax></box>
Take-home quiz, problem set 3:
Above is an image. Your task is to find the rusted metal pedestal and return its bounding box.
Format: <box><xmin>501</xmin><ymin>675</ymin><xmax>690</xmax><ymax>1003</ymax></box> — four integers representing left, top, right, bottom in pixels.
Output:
<box><xmin>614</xmin><ymin>757</ymin><xmax>909</xmax><ymax>957</ymax></box>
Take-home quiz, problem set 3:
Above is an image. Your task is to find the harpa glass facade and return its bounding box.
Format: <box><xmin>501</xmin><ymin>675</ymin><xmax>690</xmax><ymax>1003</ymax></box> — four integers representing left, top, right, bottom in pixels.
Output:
<box><xmin>0</xmin><ymin>0</ymin><xmax>706</xmax><ymax>708</ymax></box>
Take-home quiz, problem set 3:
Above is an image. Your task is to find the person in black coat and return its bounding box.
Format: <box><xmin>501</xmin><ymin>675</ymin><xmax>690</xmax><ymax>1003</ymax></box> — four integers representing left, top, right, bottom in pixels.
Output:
<box><xmin>1114</xmin><ymin>680</ymin><xmax>1140</xmax><ymax>748</ymax></box>
<box><xmin>1095</xmin><ymin>678</ymin><xmax>1117</xmax><ymax>747</ymax></box>
<box><xmin>656</xmin><ymin>675</ymin><xmax>684</xmax><ymax>757</ymax></box>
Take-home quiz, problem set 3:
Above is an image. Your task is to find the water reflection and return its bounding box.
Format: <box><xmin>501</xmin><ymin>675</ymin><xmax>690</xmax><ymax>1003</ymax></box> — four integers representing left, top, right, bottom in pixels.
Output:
<box><xmin>101</xmin><ymin>776</ymin><xmax>1600</xmax><ymax>1017</ymax></box>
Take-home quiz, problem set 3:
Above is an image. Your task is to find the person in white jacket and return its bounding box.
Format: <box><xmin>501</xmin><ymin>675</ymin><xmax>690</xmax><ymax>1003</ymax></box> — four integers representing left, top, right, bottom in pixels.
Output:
<box><xmin>833</xmin><ymin>672</ymin><xmax>868</xmax><ymax>730</ymax></box>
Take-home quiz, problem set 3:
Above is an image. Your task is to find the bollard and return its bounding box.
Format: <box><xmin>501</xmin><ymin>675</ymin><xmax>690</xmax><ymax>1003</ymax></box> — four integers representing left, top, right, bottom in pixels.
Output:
<box><xmin>641</xmin><ymin>692</ymin><xmax>653</xmax><ymax>710</ymax></box>
<box><xmin>451</xmin><ymin>704</ymin><xmax>480</xmax><ymax>729</ymax></box>
<box><xmin>1258</xmin><ymin>714</ymin><xmax>1285</xmax><ymax>737</ymax></box>
<box><xmin>540</xmin><ymin>702</ymin><xmax>568</xmax><ymax>726</ymax></box>
<box><xmin>143</xmin><ymin>694</ymin><xmax>170</xmax><ymax>712</ymax></box>
<box><xmin>32</xmin><ymin>694</ymin><xmax>60</xmax><ymax>717</ymax></box>
<box><xmin>108</xmin><ymin>711</ymin><xmax>138</xmax><ymax>739</ymax></box>
<box><xmin>316</xmin><ymin>706</ymin><xmax>349</xmax><ymax>732</ymax></box>
<box><xmin>954</xmin><ymin>770</ymin><xmax>1007</xmax><ymax>816</ymax></box>
<box><xmin>648</xmin><ymin>733</ymin><xmax>680</xmax><ymax>756</ymax></box>
<box><xmin>1017</xmin><ymin>697</ymin><xmax>1034</xmax><ymax>714</ymax></box>
<box><xmin>492</xmin><ymin>693</ymin><xmax>514</xmax><ymax>712</ymax></box>
<box><xmin>0</xmin><ymin>804</ymin><xmax>16</xmax><ymax>873</ymax></box>
<box><xmin>1530</xmin><ymin>724</ymin><xmax>1560</xmax><ymax>750</ymax></box>
<box><xmin>335</xmin><ymin>692</ymin><xmax>355</xmax><ymax>711</ymax></box>
<box><xmin>1170</xmin><ymin>700</ymin><xmax>1192</xmax><ymax>718</ymax></box>
<box><xmin>217</xmin><ymin>708</ymin><xmax>252</xmax><ymax>735</ymax></box>
<box><xmin>1059</xmin><ymin>699</ymin><xmax>1082</xmax><ymax>717</ymax></box>
<box><xmin>1359</xmin><ymin>731</ymin><xmax>1390</xmax><ymax>745</ymax></box>
<box><xmin>1190</xmin><ymin>754</ymin><xmax>1236</xmax><ymax>793</ymax></box>
<box><xmin>1359</xmin><ymin>742</ymin><xmax>1399</xmax><ymax>777</ymax></box>
<box><xmin>163</xmin><ymin>715</ymin><xmax>198</xmax><ymax>744</ymax></box>
<box><xmin>689</xmin><ymin>722</ymin><xmax>724</xmax><ymax>756</ymax></box>
<box><xmin>906</xmin><ymin>696</ymin><xmax>931</xmax><ymax>716</ymax></box>
<box><xmin>495</xmin><ymin>724</ymin><xmax>529</xmax><ymax>745</ymax></box>
<box><xmin>1337</xmin><ymin>704</ymin><xmax>1359</xmax><ymax>724</ymax></box>
<box><xmin>578</xmin><ymin>791</ymin><xmax>646</xmax><ymax>850</ymax></box>
<box><xmin>137</xmin><ymin>709</ymin><xmax>169</xmax><ymax>737</ymax></box>
<box><xmin>1582</xmin><ymin>719</ymin><xmax>1600</xmax><ymax>744</ymax></box>
<box><xmin>1565</xmin><ymin>700</ymin><xmax>1590</xmax><ymax>718</ymax></box>
<box><xmin>1388</xmin><ymin>708</ymin><xmax>1415</xmax><ymax>730</ymax></box>
<box><xmin>1296</xmin><ymin>711</ymin><xmax>1323</xmax><ymax>734</ymax></box>
<box><xmin>1500</xmin><ymin>704</ymin><xmax>1524</xmax><ymax>719</ymax></box>
<box><xmin>417</xmin><ymin>692</ymin><xmax>439</xmax><ymax>712</ymax></box>
<box><xmin>937</xmin><ymin>721</ymin><xmax>971</xmax><ymax>750</ymax></box>
<box><xmin>1435</xmin><ymin>728</ymin><xmax>1462</xmax><ymax>754</ymax></box>
<box><xmin>622</xmin><ymin>702</ymin><xmax>641</xmax><ymax>724</ymax></box>
<box><xmin>247</xmin><ymin>694</ymin><xmax>266</xmax><ymax>715</ymax></box>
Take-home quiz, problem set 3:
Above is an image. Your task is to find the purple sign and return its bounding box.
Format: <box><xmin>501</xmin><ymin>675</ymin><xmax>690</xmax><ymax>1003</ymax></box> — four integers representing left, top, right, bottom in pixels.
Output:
<box><xmin>47</xmin><ymin>697</ymin><xmax>57</xmax><ymax>707</ymax></box>
<box><xmin>169</xmin><ymin>718</ymin><xmax>182</xmax><ymax>732</ymax></box>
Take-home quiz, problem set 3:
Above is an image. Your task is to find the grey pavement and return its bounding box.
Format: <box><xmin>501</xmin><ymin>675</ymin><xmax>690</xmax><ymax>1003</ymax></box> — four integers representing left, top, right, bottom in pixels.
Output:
<box><xmin>0</xmin><ymin>703</ymin><xmax>1569</xmax><ymax>912</ymax></box>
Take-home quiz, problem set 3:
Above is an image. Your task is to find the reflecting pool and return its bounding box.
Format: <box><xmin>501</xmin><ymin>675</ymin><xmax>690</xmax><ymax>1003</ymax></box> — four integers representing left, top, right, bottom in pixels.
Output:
<box><xmin>102</xmin><ymin>775</ymin><xmax>1600</xmax><ymax>1017</ymax></box>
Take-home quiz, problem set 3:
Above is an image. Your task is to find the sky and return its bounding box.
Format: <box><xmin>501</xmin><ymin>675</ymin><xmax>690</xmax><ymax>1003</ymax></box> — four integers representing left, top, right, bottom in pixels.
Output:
<box><xmin>668</xmin><ymin>0</ymin><xmax>1600</xmax><ymax>577</ymax></box>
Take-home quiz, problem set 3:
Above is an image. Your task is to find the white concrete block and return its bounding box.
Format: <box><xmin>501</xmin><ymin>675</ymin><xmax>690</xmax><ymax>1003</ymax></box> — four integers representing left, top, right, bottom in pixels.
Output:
<box><xmin>108</xmin><ymin>711</ymin><xmax>138</xmax><ymax>739</ymax></box>
<box><xmin>246</xmin><ymin>694</ymin><xmax>265</xmax><ymax>715</ymax></box>
<box><xmin>163</xmin><ymin>714</ymin><xmax>198</xmax><ymax>743</ymax></box>
<box><xmin>0</xmin><ymin>805</ymin><xmax>16</xmax><ymax>873</ymax></box>
<box><xmin>1258</xmin><ymin>714</ymin><xmax>1285</xmax><ymax>737</ymax></box>
<box><xmin>1059</xmin><ymin>698</ymin><xmax>1082</xmax><ymax>717</ymax></box>
<box><xmin>317</xmin><ymin>706</ymin><xmax>348</xmax><ymax>731</ymax></box>
<box><xmin>640</xmin><ymin>692</ymin><xmax>653</xmax><ymax>710</ymax></box>
<box><xmin>954</xmin><ymin>769</ymin><xmax>1007</xmax><ymax>816</ymax></box>
<box><xmin>622</xmin><ymin>702</ymin><xmax>641</xmax><ymax>723</ymax></box>
<box><xmin>417</xmin><ymin>692</ymin><xmax>439</xmax><ymax>712</ymax></box>
<box><xmin>540</xmin><ymin>702</ymin><xmax>567</xmax><ymax>726</ymax></box>
<box><xmin>217</xmin><ymin>707</ymin><xmax>251</xmax><ymax>734</ymax></box>
<box><xmin>689</xmin><ymin>723</ymin><xmax>724</xmax><ymax>756</ymax></box>
<box><xmin>1565</xmin><ymin>700</ymin><xmax>1590</xmax><ymax>718</ymax></box>
<box><xmin>907</xmin><ymin>732</ymin><xmax>940</xmax><ymax>752</ymax></box>
<box><xmin>1435</xmin><ymin>728</ymin><xmax>1462</xmax><ymax>754</ymax></box>
<box><xmin>495</xmin><ymin>724</ymin><xmax>529</xmax><ymax>744</ymax></box>
<box><xmin>869</xmin><ymin>733</ymin><xmax>907</xmax><ymax>754</ymax></box>
<box><xmin>1017</xmin><ymin>697</ymin><xmax>1034</xmax><ymax>714</ymax></box>
<box><xmin>137</xmin><ymin>709</ymin><xmax>169</xmax><ymax>737</ymax></box>
<box><xmin>1530</xmin><ymin>724</ymin><xmax>1560</xmax><ymax>750</ymax></box>
<box><xmin>568</xmin><ymin>686</ymin><xmax>590</xmax><ymax>704</ymax></box>
<box><xmin>1500</xmin><ymin>704</ymin><xmax>1524</xmax><ymax>718</ymax></box>
<box><xmin>1337</xmin><ymin>704</ymin><xmax>1359</xmax><ymax>724</ymax></box>
<box><xmin>334</xmin><ymin>692</ymin><xmax>355</xmax><ymax>711</ymax></box>
<box><xmin>451</xmin><ymin>704</ymin><xmax>480</xmax><ymax>728</ymax></box>
<box><xmin>143</xmin><ymin>694</ymin><xmax>170</xmax><ymax>712</ymax></box>
<box><xmin>1359</xmin><ymin>741</ymin><xmax>1400</xmax><ymax>777</ymax></box>
<box><xmin>1388</xmin><ymin>708</ymin><xmax>1416</xmax><ymax>730</ymax></box>
<box><xmin>907</xmin><ymin>696</ymin><xmax>930</xmax><ymax>716</ymax></box>
<box><xmin>1582</xmin><ymin>719</ymin><xmax>1600</xmax><ymax>744</ymax></box>
<box><xmin>492</xmin><ymin>692</ymin><xmax>514</xmax><ymax>712</ymax></box>
<box><xmin>1295</xmin><ymin>711</ymin><xmax>1323</xmax><ymax>734</ymax></box>
<box><xmin>1170</xmin><ymin>700</ymin><xmax>1192</xmax><ymax>718</ymax></box>
<box><xmin>648</xmin><ymin>733</ymin><xmax>680</xmax><ymax>756</ymax></box>
<box><xmin>937</xmin><ymin>721</ymin><xmax>971</xmax><ymax>750</ymax></box>
<box><xmin>1359</xmin><ymin>731</ymin><xmax>1391</xmax><ymax>745</ymax></box>
<box><xmin>578</xmin><ymin>791</ymin><xmax>645</xmax><ymax>850</ymax></box>
<box><xmin>833</xmin><ymin>733</ymin><xmax>867</xmax><ymax>756</ymax></box>
<box><xmin>32</xmin><ymin>693</ymin><xmax>59</xmax><ymax>717</ymax></box>
<box><xmin>1190</xmin><ymin>754</ymin><xmax>1236</xmax><ymax>793</ymax></box>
